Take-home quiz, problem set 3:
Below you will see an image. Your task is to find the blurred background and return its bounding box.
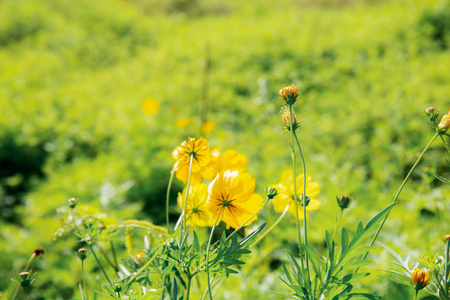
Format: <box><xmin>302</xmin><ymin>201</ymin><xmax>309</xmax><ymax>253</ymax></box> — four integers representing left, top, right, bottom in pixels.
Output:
<box><xmin>0</xmin><ymin>0</ymin><xmax>449</xmax><ymax>298</ymax></box>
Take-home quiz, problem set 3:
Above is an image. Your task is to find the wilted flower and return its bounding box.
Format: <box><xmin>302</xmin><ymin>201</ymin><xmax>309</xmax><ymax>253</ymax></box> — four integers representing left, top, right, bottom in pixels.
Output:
<box><xmin>438</xmin><ymin>108</ymin><xmax>450</xmax><ymax>133</ymax></box>
<box><xmin>211</xmin><ymin>148</ymin><xmax>248</xmax><ymax>175</ymax></box>
<box><xmin>177</xmin><ymin>183</ymin><xmax>214</xmax><ymax>227</ymax></box>
<box><xmin>273</xmin><ymin>171</ymin><xmax>321</xmax><ymax>219</ymax></box>
<box><xmin>172</xmin><ymin>137</ymin><xmax>215</xmax><ymax>184</ymax></box>
<box><xmin>208</xmin><ymin>170</ymin><xmax>264</xmax><ymax>229</ymax></box>
<box><xmin>411</xmin><ymin>268</ymin><xmax>431</xmax><ymax>290</ymax></box>
<box><xmin>279</xmin><ymin>84</ymin><xmax>299</xmax><ymax>106</ymax></box>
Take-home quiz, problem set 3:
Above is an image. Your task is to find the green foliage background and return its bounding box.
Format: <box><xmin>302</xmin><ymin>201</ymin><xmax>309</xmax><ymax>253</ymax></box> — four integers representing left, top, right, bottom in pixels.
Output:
<box><xmin>0</xmin><ymin>0</ymin><xmax>449</xmax><ymax>298</ymax></box>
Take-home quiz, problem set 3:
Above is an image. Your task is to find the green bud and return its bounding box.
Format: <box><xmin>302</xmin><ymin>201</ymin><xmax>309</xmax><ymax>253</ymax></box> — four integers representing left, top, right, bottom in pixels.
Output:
<box><xmin>266</xmin><ymin>186</ymin><xmax>278</xmax><ymax>199</ymax></box>
<box><xmin>337</xmin><ymin>195</ymin><xmax>352</xmax><ymax>209</ymax></box>
<box><xmin>77</xmin><ymin>248</ymin><xmax>88</xmax><ymax>261</ymax></box>
<box><xmin>67</xmin><ymin>198</ymin><xmax>78</xmax><ymax>209</ymax></box>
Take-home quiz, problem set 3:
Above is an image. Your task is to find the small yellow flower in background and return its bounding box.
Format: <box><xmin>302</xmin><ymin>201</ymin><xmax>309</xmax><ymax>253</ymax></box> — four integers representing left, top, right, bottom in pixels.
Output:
<box><xmin>176</xmin><ymin>117</ymin><xmax>190</xmax><ymax>129</ymax></box>
<box><xmin>201</xmin><ymin>120</ymin><xmax>216</xmax><ymax>135</ymax></box>
<box><xmin>208</xmin><ymin>170</ymin><xmax>264</xmax><ymax>229</ymax></box>
<box><xmin>411</xmin><ymin>268</ymin><xmax>431</xmax><ymax>290</ymax></box>
<box><xmin>172</xmin><ymin>137</ymin><xmax>215</xmax><ymax>184</ymax></box>
<box><xmin>438</xmin><ymin>108</ymin><xmax>450</xmax><ymax>133</ymax></box>
<box><xmin>177</xmin><ymin>184</ymin><xmax>214</xmax><ymax>227</ymax></box>
<box><xmin>134</xmin><ymin>252</ymin><xmax>146</xmax><ymax>265</ymax></box>
<box><xmin>273</xmin><ymin>170</ymin><xmax>321</xmax><ymax>219</ymax></box>
<box><xmin>142</xmin><ymin>97</ymin><xmax>159</xmax><ymax>115</ymax></box>
<box><xmin>211</xmin><ymin>148</ymin><xmax>248</xmax><ymax>174</ymax></box>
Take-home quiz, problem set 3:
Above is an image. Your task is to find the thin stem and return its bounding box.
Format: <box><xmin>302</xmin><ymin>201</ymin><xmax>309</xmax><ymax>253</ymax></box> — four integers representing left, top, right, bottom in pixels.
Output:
<box><xmin>99</xmin><ymin>247</ymin><xmax>118</xmax><ymax>272</ymax></box>
<box><xmin>206</xmin><ymin>208</ymin><xmax>223</xmax><ymax>300</ymax></box>
<box><xmin>201</xmin><ymin>276</ymin><xmax>215</xmax><ymax>300</ymax></box>
<box><xmin>23</xmin><ymin>287</ymin><xmax>29</xmax><ymax>300</ymax></box>
<box><xmin>439</xmin><ymin>134</ymin><xmax>450</xmax><ymax>153</ymax></box>
<box><xmin>445</xmin><ymin>239</ymin><xmax>449</xmax><ymax>297</ymax></box>
<box><xmin>110</xmin><ymin>241</ymin><xmax>119</xmax><ymax>272</ymax></box>
<box><xmin>88</xmin><ymin>244</ymin><xmax>112</xmax><ymax>286</ymax></box>
<box><xmin>225</xmin><ymin>196</ymin><xmax>270</xmax><ymax>243</ymax></box>
<box><xmin>181</xmin><ymin>155</ymin><xmax>194</xmax><ymax>243</ymax></box>
<box><xmin>414</xmin><ymin>289</ymin><xmax>419</xmax><ymax>300</ymax></box>
<box><xmin>11</xmin><ymin>285</ymin><xmax>20</xmax><ymax>300</ymax></box>
<box><xmin>331</xmin><ymin>209</ymin><xmax>344</xmax><ymax>241</ymax></box>
<box><xmin>166</xmin><ymin>162</ymin><xmax>179</xmax><ymax>233</ymax></box>
<box><xmin>253</xmin><ymin>204</ymin><xmax>290</xmax><ymax>246</ymax></box>
<box><xmin>185</xmin><ymin>275</ymin><xmax>192</xmax><ymax>300</ymax></box>
<box><xmin>356</xmin><ymin>132</ymin><xmax>439</xmax><ymax>270</ymax></box>
<box><xmin>12</xmin><ymin>253</ymin><xmax>38</xmax><ymax>300</ymax></box>
<box><xmin>125</xmin><ymin>248</ymin><xmax>163</xmax><ymax>290</ymax></box>
<box><xmin>82</xmin><ymin>259</ymin><xmax>89</xmax><ymax>300</ymax></box>
<box><xmin>292</xmin><ymin>110</ymin><xmax>311</xmax><ymax>288</ymax></box>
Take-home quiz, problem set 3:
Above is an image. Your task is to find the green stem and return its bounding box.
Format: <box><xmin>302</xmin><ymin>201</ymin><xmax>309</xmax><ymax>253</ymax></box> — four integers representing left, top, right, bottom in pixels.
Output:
<box><xmin>225</xmin><ymin>196</ymin><xmax>270</xmax><ymax>243</ymax></box>
<box><xmin>206</xmin><ymin>208</ymin><xmax>223</xmax><ymax>300</ymax></box>
<box><xmin>331</xmin><ymin>209</ymin><xmax>344</xmax><ymax>241</ymax></box>
<box><xmin>125</xmin><ymin>248</ymin><xmax>163</xmax><ymax>290</ymax></box>
<box><xmin>185</xmin><ymin>275</ymin><xmax>192</xmax><ymax>300</ymax></box>
<box><xmin>357</xmin><ymin>132</ymin><xmax>439</xmax><ymax>270</ymax></box>
<box><xmin>88</xmin><ymin>244</ymin><xmax>112</xmax><ymax>286</ymax></box>
<box><xmin>82</xmin><ymin>259</ymin><xmax>89</xmax><ymax>300</ymax></box>
<box><xmin>181</xmin><ymin>155</ymin><xmax>194</xmax><ymax>244</ymax></box>
<box><xmin>166</xmin><ymin>162</ymin><xmax>179</xmax><ymax>233</ymax></box>
<box><xmin>292</xmin><ymin>110</ymin><xmax>311</xmax><ymax>288</ymax></box>
<box><xmin>253</xmin><ymin>204</ymin><xmax>290</xmax><ymax>246</ymax></box>
<box><xmin>111</xmin><ymin>241</ymin><xmax>119</xmax><ymax>272</ymax></box>
<box><xmin>11</xmin><ymin>286</ymin><xmax>20</xmax><ymax>300</ymax></box>
<box><xmin>415</xmin><ymin>289</ymin><xmax>419</xmax><ymax>300</ymax></box>
<box><xmin>23</xmin><ymin>287</ymin><xmax>28</xmax><ymax>300</ymax></box>
<box><xmin>439</xmin><ymin>134</ymin><xmax>450</xmax><ymax>153</ymax></box>
<box><xmin>445</xmin><ymin>239</ymin><xmax>449</xmax><ymax>297</ymax></box>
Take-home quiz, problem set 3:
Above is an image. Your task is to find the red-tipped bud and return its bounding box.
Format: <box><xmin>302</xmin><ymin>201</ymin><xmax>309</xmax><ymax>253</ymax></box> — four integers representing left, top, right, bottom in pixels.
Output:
<box><xmin>411</xmin><ymin>268</ymin><xmax>431</xmax><ymax>290</ymax></box>
<box><xmin>279</xmin><ymin>84</ymin><xmax>299</xmax><ymax>106</ymax></box>
<box><xmin>266</xmin><ymin>186</ymin><xmax>278</xmax><ymax>199</ymax></box>
<box><xmin>281</xmin><ymin>107</ymin><xmax>299</xmax><ymax>131</ymax></box>
<box><xmin>337</xmin><ymin>196</ymin><xmax>352</xmax><ymax>209</ymax></box>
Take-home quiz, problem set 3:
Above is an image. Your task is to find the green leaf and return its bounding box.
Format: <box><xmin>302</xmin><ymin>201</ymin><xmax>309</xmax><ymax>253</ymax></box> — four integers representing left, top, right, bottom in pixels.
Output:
<box><xmin>434</xmin><ymin>173</ymin><xmax>450</xmax><ymax>185</ymax></box>
<box><xmin>222</xmin><ymin>258</ymin><xmax>245</xmax><ymax>265</ymax></box>
<box><xmin>304</xmin><ymin>244</ymin><xmax>324</xmax><ymax>282</ymax></box>
<box><xmin>193</xmin><ymin>230</ymin><xmax>200</xmax><ymax>252</ymax></box>
<box><xmin>161</xmin><ymin>261</ymin><xmax>176</xmax><ymax>277</ymax></box>
<box><xmin>340</xmin><ymin>227</ymin><xmax>350</xmax><ymax>261</ymax></box>
<box><xmin>224</xmin><ymin>267</ymin><xmax>239</xmax><ymax>274</ymax></box>
<box><xmin>340</xmin><ymin>272</ymin><xmax>370</xmax><ymax>284</ymax></box>
<box><xmin>347</xmin><ymin>293</ymin><xmax>382</xmax><ymax>299</ymax></box>
<box><xmin>282</xmin><ymin>262</ymin><xmax>295</xmax><ymax>285</ymax></box>
<box><xmin>237</xmin><ymin>222</ymin><xmax>266</xmax><ymax>248</ymax></box>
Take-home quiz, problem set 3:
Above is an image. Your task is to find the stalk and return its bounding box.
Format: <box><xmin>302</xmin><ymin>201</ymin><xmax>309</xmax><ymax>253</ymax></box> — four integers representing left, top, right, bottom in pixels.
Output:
<box><xmin>82</xmin><ymin>259</ymin><xmax>89</xmax><ymax>300</ymax></box>
<box><xmin>253</xmin><ymin>204</ymin><xmax>290</xmax><ymax>246</ymax></box>
<box><xmin>356</xmin><ymin>132</ymin><xmax>439</xmax><ymax>270</ymax></box>
<box><xmin>206</xmin><ymin>208</ymin><xmax>224</xmax><ymax>300</ymax></box>
<box><xmin>181</xmin><ymin>155</ymin><xmax>194</xmax><ymax>243</ymax></box>
<box><xmin>166</xmin><ymin>162</ymin><xmax>179</xmax><ymax>233</ymax></box>
<box><xmin>331</xmin><ymin>209</ymin><xmax>344</xmax><ymax>241</ymax></box>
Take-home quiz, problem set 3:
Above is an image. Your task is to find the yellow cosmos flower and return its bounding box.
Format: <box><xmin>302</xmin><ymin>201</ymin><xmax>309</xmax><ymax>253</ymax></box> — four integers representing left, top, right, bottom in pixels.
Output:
<box><xmin>211</xmin><ymin>148</ymin><xmax>248</xmax><ymax>174</ymax></box>
<box><xmin>201</xmin><ymin>120</ymin><xmax>216</xmax><ymax>135</ymax></box>
<box><xmin>142</xmin><ymin>97</ymin><xmax>159</xmax><ymax>115</ymax></box>
<box><xmin>172</xmin><ymin>137</ymin><xmax>215</xmax><ymax>184</ymax></box>
<box><xmin>208</xmin><ymin>170</ymin><xmax>264</xmax><ymax>229</ymax></box>
<box><xmin>176</xmin><ymin>117</ymin><xmax>190</xmax><ymax>129</ymax></box>
<box><xmin>273</xmin><ymin>170</ymin><xmax>321</xmax><ymax>219</ymax></box>
<box><xmin>177</xmin><ymin>184</ymin><xmax>214</xmax><ymax>227</ymax></box>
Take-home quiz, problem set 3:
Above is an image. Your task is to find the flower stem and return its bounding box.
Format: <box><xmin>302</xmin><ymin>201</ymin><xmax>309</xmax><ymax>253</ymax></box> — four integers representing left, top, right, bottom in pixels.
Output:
<box><xmin>185</xmin><ymin>274</ymin><xmax>192</xmax><ymax>300</ymax></box>
<box><xmin>414</xmin><ymin>289</ymin><xmax>419</xmax><ymax>300</ymax></box>
<box><xmin>439</xmin><ymin>134</ymin><xmax>450</xmax><ymax>153</ymax></box>
<box><xmin>82</xmin><ymin>259</ymin><xmax>89</xmax><ymax>300</ymax></box>
<box><xmin>356</xmin><ymin>132</ymin><xmax>439</xmax><ymax>270</ymax></box>
<box><xmin>253</xmin><ymin>204</ymin><xmax>290</xmax><ymax>246</ymax></box>
<box><xmin>166</xmin><ymin>162</ymin><xmax>179</xmax><ymax>233</ymax></box>
<box><xmin>225</xmin><ymin>196</ymin><xmax>270</xmax><ymax>243</ymax></box>
<box><xmin>206</xmin><ymin>208</ymin><xmax>223</xmax><ymax>300</ymax></box>
<box><xmin>445</xmin><ymin>239</ymin><xmax>449</xmax><ymax>297</ymax></box>
<box><xmin>88</xmin><ymin>244</ymin><xmax>112</xmax><ymax>286</ymax></box>
<box><xmin>292</xmin><ymin>111</ymin><xmax>311</xmax><ymax>288</ymax></box>
<box><xmin>124</xmin><ymin>248</ymin><xmax>163</xmax><ymax>290</ymax></box>
<box><xmin>331</xmin><ymin>209</ymin><xmax>344</xmax><ymax>242</ymax></box>
<box><xmin>181</xmin><ymin>155</ymin><xmax>194</xmax><ymax>244</ymax></box>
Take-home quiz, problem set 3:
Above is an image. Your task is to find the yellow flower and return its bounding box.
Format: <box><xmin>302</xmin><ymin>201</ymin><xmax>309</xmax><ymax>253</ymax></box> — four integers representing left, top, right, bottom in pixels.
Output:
<box><xmin>438</xmin><ymin>108</ymin><xmax>450</xmax><ymax>133</ymax></box>
<box><xmin>411</xmin><ymin>268</ymin><xmax>431</xmax><ymax>290</ymax></box>
<box><xmin>142</xmin><ymin>97</ymin><xmax>159</xmax><ymax>115</ymax></box>
<box><xmin>177</xmin><ymin>184</ymin><xmax>214</xmax><ymax>227</ymax></box>
<box><xmin>201</xmin><ymin>120</ymin><xmax>216</xmax><ymax>135</ymax></box>
<box><xmin>172</xmin><ymin>137</ymin><xmax>215</xmax><ymax>184</ymax></box>
<box><xmin>273</xmin><ymin>170</ymin><xmax>321</xmax><ymax>219</ymax></box>
<box><xmin>176</xmin><ymin>117</ymin><xmax>190</xmax><ymax>129</ymax></box>
<box><xmin>279</xmin><ymin>84</ymin><xmax>299</xmax><ymax>106</ymax></box>
<box><xmin>211</xmin><ymin>148</ymin><xmax>248</xmax><ymax>174</ymax></box>
<box><xmin>208</xmin><ymin>170</ymin><xmax>264</xmax><ymax>229</ymax></box>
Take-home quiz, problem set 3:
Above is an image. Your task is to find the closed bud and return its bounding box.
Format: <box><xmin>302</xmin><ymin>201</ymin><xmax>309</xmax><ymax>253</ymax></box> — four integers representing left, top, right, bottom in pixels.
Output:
<box><xmin>266</xmin><ymin>186</ymin><xmax>278</xmax><ymax>199</ymax></box>
<box><xmin>337</xmin><ymin>196</ymin><xmax>352</xmax><ymax>209</ymax></box>
<box><xmin>411</xmin><ymin>268</ymin><xmax>431</xmax><ymax>290</ymax></box>
<box><xmin>445</xmin><ymin>234</ymin><xmax>450</xmax><ymax>241</ymax></box>
<box><xmin>18</xmin><ymin>271</ymin><xmax>34</xmax><ymax>287</ymax></box>
<box><xmin>281</xmin><ymin>107</ymin><xmax>299</xmax><ymax>131</ymax></box>
<box><xmin>77</xmin><ymin>248</ymin><xmax>88</xmax><ymax>261</ymax></box>
<box><xmin>279</xmin><ymin>84</ymin><xmax>299</xmax><ymax>106</ymax></box>
<box><xmin>299</xmin><ymin>195</ymin><xmax>311</xmax><ymax>207</ymax></box>
<box><xmin>425</xmin><ymin>107</ymin><xmax>438</xmax><ymax>122</ymax></box>
<box><xmin>67</xmin><ymin>198</ymin><xmax>78</xmax><ymax>209</ymax></box>
<box><xmin>114</xmin><ymin>283</ymin><xmax>122</xmax><ymax>293</ymax></box>
<box><xmin>438</xmin><ymin>109</ymin><xmax>450</xmax><ymax>133</ymax></box>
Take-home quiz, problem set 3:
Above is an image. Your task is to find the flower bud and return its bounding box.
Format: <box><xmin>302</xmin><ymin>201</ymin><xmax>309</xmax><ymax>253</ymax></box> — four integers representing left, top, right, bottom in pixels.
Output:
<box><xmin>32</xmin><ymin>248</ymin><xmax>44</xmax><ymax>258</ymax></box>
<box><xmin>337</xmin><ymin>196</ymin><xmax>352</xmax><ymax>209</ymax></box>
<box><xmin>114</xmin><ymin>283</ymin><xmax>122</xmax><ymax>294</ymax></box>
<box><xmin>445</xmin><ymin>234</ymin><xmax>450</xmax><ymax>241</ymax></box>
<box><xmin>266</xmin><ymin>186</ymin><xmax>278</xmax><ymax>199</ymax></box>
<box><xmin>77</xmin><ymin>248</ymin><xmax>88</xmax><ymax>261</ymax></box>
<box><xmin>438</xmin><ymin>109</ymin><xmax>450</xmax><ymax>133</ymax></box>
<box><xmin>425</xmin><ymin>107</ymin><xmax>438</xmax><ymax>122</ymax></box>
<box><xmin>18</xmin><ymin>271</ymin><xmax>34</xmax><ymax>287</ymax></box>
<box><xmin>67</xmin><ymin>198</ymin><xmax>78</xmax><ymax>209</ymax></box>
<box><xmin>281</xmin><ymin>107</ymin><xmax>299</xmax><ymax>131</ymax></box>
<box><xmin>299</xmin><ymin>195</ymin><xmax>310</xmax><ymax>207</ymax></box>
<box><xmin>279</xmin><ymin>84</ymin><xmax>299</xmax><ymax>106</ymax></box>
<box><xmin>411</xmin><ymin>268</ymin><xmax>431</xmax><ymax>290</ymax></box>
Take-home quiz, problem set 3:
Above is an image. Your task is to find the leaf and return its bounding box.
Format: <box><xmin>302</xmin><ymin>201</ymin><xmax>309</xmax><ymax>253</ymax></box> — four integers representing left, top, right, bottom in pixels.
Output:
<box><xmin>304</xmin><ymin>244</ymin><xmax>324</xmax><ymax>282</ymax></box>
<box><xmin>161</xmin><ymin>261</ymin><xmax>176</xmax><ymax>277</ymax></box>
<box><xmin>222</xmin><ymin>258</ymin><xmax>245</xmax><ymax>265</ymax></box>
<box><xmin>340</xmin><ymin>272</ymin><xmax>370</xmax><ymax>284</ymax></box>
<box><xmin>125</xmin><ymin>227</ymin><xmax>133</xmax><ymax>254</ymax></box>
<box><xmin>379</xmin><ymin>242</ymin><xmax>410</xmax><ymax>272</ymax></box>
<box><xmin>192</xmin><ymin>230</ymin><xmax>200</xmax><ymax>252</ymax></box>
<box><xmin>434</xmin><ymin>173</ymin><xmax>450</xmax><ymax>185</ymax></box>
<box><xmin>282</xmin><ymin>262</ymin><xmax>295</xmax><ymax>285</ymax></box>
<box><xmin>347</xmin><ymin>293</ymin><xmax>382</xmax><ymax>299</ymax></box>
<box><xmin>237</xmin><ymin>223</ymin><xmax>266</xmax><ymax>248</ymax></box>
<box><xmin>224</xmin><ymin>267</ymin><xmax>239</xmax><ymax>274</ymax></box>
<box><xmin>340</xmin><ymin>227</ymin><xmax>350</xmax><ymax>261</ymax></box>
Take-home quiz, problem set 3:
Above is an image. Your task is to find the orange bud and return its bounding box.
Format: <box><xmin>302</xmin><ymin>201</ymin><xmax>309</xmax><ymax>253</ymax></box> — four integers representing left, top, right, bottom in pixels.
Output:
<box><xmin>411</xmin><ymin>268</ymin><xmax>431</xmax><ymax>290</ymax></box>
<box><xmin>279</xmin><ymin>84</ymin><xmax>299</xmax><ymax>105</ymax></box>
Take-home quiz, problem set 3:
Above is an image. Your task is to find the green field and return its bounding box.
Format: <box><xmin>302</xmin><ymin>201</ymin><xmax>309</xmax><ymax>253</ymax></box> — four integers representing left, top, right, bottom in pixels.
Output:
<box><xmin>1</xmin><ymin>0</ymin><xmax>449</xmax><ymax>298</ymax></box>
